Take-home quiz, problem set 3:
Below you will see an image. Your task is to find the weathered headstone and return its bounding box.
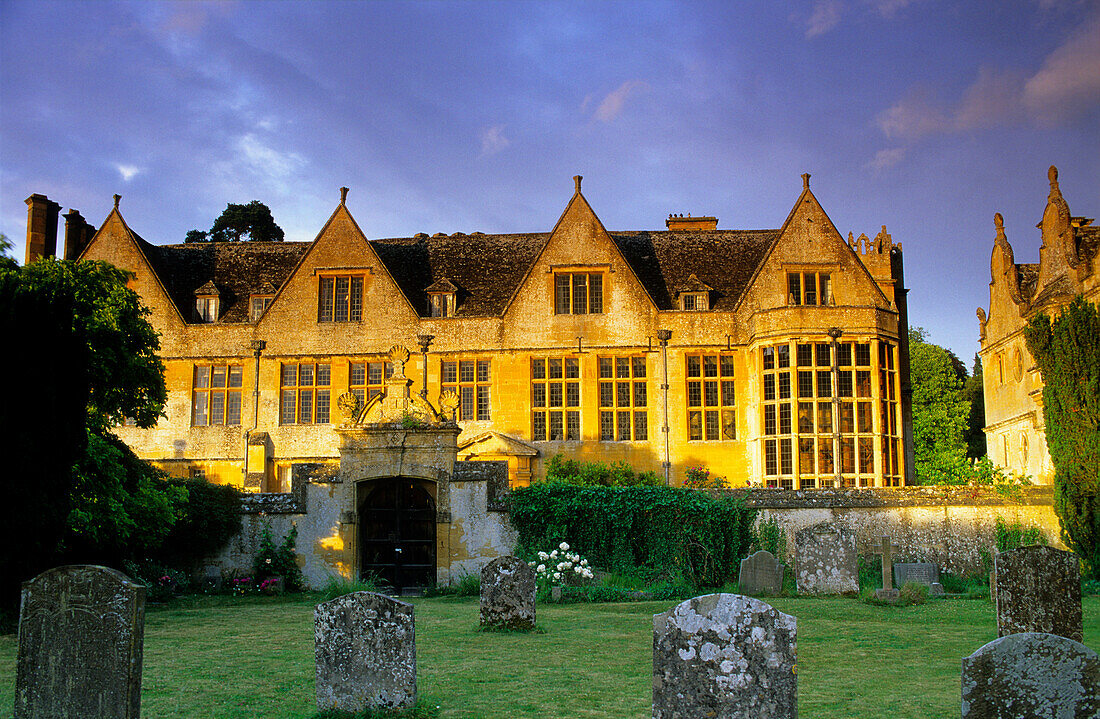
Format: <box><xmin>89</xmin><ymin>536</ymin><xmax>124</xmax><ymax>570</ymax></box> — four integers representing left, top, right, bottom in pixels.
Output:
<box><xmin>961</xmin><ymin>632</ymin><xmax>1100</xmax><ymax>719</ymax></box>
<box><xmin>894</xmin><ymin>562</ymin><xmax>939</xmax><ymax>587</ymax></box>
<box><xmin>315</xmin><ymin>591</ymin><xmax>416</xmax><ymax>712</ymax></box>
<box><xmin>794</xmin><ymin>522</ymin><xmax>858</xmax><ymax>595</ymax></box>
<box><xmin>874</xmin><ymin>536</ymin><xmax>900</xmax><ymax>602</ymax></box>
<box><xmin>738</xmin><ymin>550</ymin><xmax>784</xmax><ymax>596</ymax></box>
<box><xmin>15</xmin><ymin>565</ymin><xmax>145</xmax><ymax>719</ymax></box>
<box><xmin>653</xmin><ymin>593</ymin><xmax>797</xmax><ymax>718</ymax></box>
<box><xmin>480</xmin><ymin>555</ymin><xmax>536</xmax><ymax>630</ymax></box>
<box><xmin>995</xmin><ymin>544</ymin><xmax>1082</xmax><ymax>642</ymax></box>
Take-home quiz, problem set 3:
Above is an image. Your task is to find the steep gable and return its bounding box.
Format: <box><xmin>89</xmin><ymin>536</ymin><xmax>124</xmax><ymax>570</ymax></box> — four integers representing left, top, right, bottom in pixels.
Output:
<box><xmin>738</xmin><ymin>174</ymin><xmax>891</xmax><ymax>315</ymax></box>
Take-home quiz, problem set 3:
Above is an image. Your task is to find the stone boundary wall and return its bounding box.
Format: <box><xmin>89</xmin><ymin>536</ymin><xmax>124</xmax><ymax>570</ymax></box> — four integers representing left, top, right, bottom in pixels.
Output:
<box><xmin>737</xmin><ymin>487</ymin><xmax>1060</xmax><ymax>576</ymax></box>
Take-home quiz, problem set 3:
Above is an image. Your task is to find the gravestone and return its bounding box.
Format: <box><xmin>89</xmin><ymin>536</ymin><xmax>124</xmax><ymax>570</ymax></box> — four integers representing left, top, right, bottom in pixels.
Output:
<box><xmin>894</xmin><ymin>562</ymin><xmax>944</xmax><ymax>597</ymax></box>
<box><xmin>653</xmin><ymin>593</ymin><xmax>797</xmax><ymax>718</ymax></box>
<box><xmin>15</xmin><ymin>565</ymin><xmax>145</xmax><ymax>719</ymax></box>
<box><xmin>874</xmin><ymin>536</ymin><xmax>900</xmax><ymax>602</ymax></box>
<box><xmin>961</xmin><ymin>632</ymin><xmax>1100</xmax><ymax>718</ymax></box>
<box><xmin>794</xmin><ymin>522</ymin><xmax>858</xmax><ymax>595</ymax></box>
<box><xmin>480</xmin><ymin>555</ymin><xmax>536</xmax><ymax>630</ymax></box>
<box><xmin>315</xmin><ymin>591</ymin><xmax>416</xmax><ymax>712</ymax></box>
<box><xmin>738</xmin><ymin>550</ymin><xmax>784</xmax><ymax>596</ymax></box>
<box><xmin>995</xmin><ymin>544</ymin><xmax>1082</xmax><ymax>642</ymax></box>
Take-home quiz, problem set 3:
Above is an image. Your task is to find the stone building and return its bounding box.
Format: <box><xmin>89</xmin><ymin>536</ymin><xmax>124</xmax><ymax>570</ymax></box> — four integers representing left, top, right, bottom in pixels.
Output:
<box><xmin>977</xmin><ymin>166</ymin><xmax>1098</xmax><ymax>483</ymax></box>
<box><xmin>24</xmin><ymin>173</ymin><xmax>914</xmax><ymax>587</ymax></box>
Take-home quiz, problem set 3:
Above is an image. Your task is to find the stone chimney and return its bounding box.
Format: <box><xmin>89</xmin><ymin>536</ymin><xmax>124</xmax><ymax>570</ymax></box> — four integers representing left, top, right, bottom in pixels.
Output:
<box><xmin>665</xmin><ymin>213</ymin><xmax>718</xmax><ymax>231</ymax></box>
<box><xmin>63</xmin><ymin>209</ymin><xmax>96</xmax><ymax>261</ymax></box>
<box><xmin>24</xmin><ymin>194</ymin><xmax>61</xmax><ymax>264</ymax></box>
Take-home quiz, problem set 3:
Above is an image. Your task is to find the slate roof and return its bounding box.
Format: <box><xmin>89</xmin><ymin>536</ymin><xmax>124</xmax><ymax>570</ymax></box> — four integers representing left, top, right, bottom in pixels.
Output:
<box><xmin>139</xmin><ymin>227</ymin><xmax>781</xmax><ymax>323</ymax></box>
<box><xmin>138</xmin><ymin>239</ymin><xmax>310</xmax><ymax>323</ymax></box>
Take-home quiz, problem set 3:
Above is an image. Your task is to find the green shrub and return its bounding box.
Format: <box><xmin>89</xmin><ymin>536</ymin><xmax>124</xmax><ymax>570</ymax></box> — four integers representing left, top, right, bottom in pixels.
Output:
<box><xmin>543</xmin><ymin>454</ymin><xmax>661</xmax><ymax>487</ymax></box>
<box><xmin>253</xmin><ymin>522</ymin><xmax>305</xmax><ymax>592</ymax></box>
<box><xmin>995</xmin><ymin>517</ymin><xmax>1049</xmax><ymax>552</ymax></box>
<box><xmin>510</xmin><ymin>483</ymin><xmax>756</xmax><ymax>588</ymax></box>
<box><xmin>156</xmin><ymin>478</ymin><xmax>242</xmax><ymax>572</ymax></box>
<box><xmin>683</xmin><ymin>466</ymin><xmax>730</xmax><ymax>489</ymax></box>
<box><xmin>897</xmin><ymin>582</ymin><xmax>929</xmax><ymax>605</ymax></box>
<box><xmin>752</xmin><ymin>516</ymin><xmax>786</xmax><ymax>562</ymax></box>
<box><xmin>857</xmin><ymin>554</ymin><xmax>884</xmax><ymax>591</ymax></box>
<box><xmin>320</xmin><ymin>574</ymin><xmax>380</xmax><ymax>602</ymax></box>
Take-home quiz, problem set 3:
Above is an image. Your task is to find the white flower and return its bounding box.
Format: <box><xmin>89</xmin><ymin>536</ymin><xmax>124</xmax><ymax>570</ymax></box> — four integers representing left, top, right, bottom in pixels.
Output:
<box><xmin>550</xmin><ymin>550</ymin><xmax>559</xmax><ymax>559</ymax></box>
<box><xmin>553</xmin><ymin>572</ymin><xmax>562</xmax><ymax>581</ymax></box>
<box><xmin>559</xmin><ymin>542</ymin><xmax>570</xmax><ymax>551</ymax></box>
<box><xmin>538</xmin><ymin>551</ymin><xmax>548</xmax><ymax>560</ymax></box>
<box><xmin>574</xmin><ymin>566</ymin><xmax>584</xmax><ymax>574</ymax></box>
<box><xmin>537</xmin><ymin>564</ymin><xmax>546</xmax><ymax>573</ymax></box>
<box><xmin>580</xmin><ymin>558</ymin><xmax>588</xmax><ymax>566</ymax></box>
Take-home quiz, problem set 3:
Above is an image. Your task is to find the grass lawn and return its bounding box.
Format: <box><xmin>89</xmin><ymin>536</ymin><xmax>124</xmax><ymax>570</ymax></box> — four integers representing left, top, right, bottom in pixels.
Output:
<box><xmin>1</xmin><ymin>594</ymin><xmax>1097</xmax><ymax>719</ymax></box>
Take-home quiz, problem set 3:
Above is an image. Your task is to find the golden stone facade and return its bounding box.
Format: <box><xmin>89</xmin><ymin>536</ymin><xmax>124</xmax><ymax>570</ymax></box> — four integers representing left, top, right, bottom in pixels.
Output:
<box><xmin>32</xmin><ymin>173</ymin><xmax>914</xmax><ymax>491</ymax></box>
<box><xmin>977</xmin><ymin>166</ymin><xmax>1098</xmax><ymax>484</ymax></box>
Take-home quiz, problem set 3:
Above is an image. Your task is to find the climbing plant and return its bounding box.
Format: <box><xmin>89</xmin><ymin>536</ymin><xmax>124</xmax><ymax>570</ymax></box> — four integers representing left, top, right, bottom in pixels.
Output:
<box><xmin>509</xmin><ymin>484</ymin><xmax>755</xmax><ymax>588</ymax></box>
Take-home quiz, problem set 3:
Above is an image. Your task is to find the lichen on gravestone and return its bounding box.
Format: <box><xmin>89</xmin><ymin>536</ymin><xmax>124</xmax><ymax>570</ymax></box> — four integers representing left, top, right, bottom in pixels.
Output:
<box><xmin>479</xmin><ymin>555</ymin><xmax>536</xmax><ymax>630</ymax></box>
<box><xmin>994</xmin><ymin>544</ymin><xmax>1082</xmax><ymax>642</ymax></box>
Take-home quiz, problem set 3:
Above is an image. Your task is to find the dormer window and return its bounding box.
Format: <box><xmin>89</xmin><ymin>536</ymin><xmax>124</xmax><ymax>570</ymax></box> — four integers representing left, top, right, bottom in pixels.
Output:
<box><xmin>193</xmin><ymin>280</ymin><xmax>220</xmax><ymax>323</ymax></box>
<box><xmin>426</xmin><ymin>277</ymin><xmax>459</xmax><ymax>318</ymax></box>
<box><xmin>250</xmin><ymin>281</ymin><xmax>277</xmax><ymax>322</ymax></box>
<box><xmin>675</xmin><ymin>274</ymin><xmax>711</xmax><ymax>311</ymax></box>
<box><xmin>787</xmin><ymin>271</ymin><xmax>833</xmax><ymax>306</ymax></box>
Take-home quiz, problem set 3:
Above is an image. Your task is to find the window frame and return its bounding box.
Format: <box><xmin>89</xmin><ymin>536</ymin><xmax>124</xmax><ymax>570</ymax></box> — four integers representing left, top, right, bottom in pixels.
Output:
<box><xmin>441</xmin><ymin>358</ymin><xmax>491</xmax><ymax>421</ymax></box>
<box><xmin>250</xmin><ymin>295</ymin><xmax>273</xmax><ymax>322</ymax></box>
<box><xmin>279</xmin><ymin>362</ymin><xmax>332</xmax><ymax>425</ymax></box>
<box><xmin>685</xmin><ymin>353</ymin><xmax>736</xmax><ymax>442</ymax></box>
<box><xmin>317</xmin><ymin>274</ymin><xmax>364</xmax><ymax>323</ymax></box>
<box><xmin>191</xmin><ymin>363</ymin><xmax>243</xmax><ymax>426</ymax></box>
<box><xmin>531</xmin><ymin>356</ymin><xmax>581</xmax><ymax>441</ymax></box>
<box><xmin>195</xmin><ymin>296</ymin><xmax>219</xmax><ymax>323</ymax></box>
<box><xmin>349</xmin><ymin>360</ymin><xmax>393</xmax><ymax>405</ymax></box>
<box><xmin>553</xmin><ymin>272</ymin><xmax>604</xmax><ymax>315</ymax></box>
<box><xmin>786</xmin><ymin>271</ymin><xmax>833</xmax><ymax>306</ymax></box>
<box><xmin>598</xmin><ymin>356</ymin><xmax>649</xmax><ymax>442</ymax></box>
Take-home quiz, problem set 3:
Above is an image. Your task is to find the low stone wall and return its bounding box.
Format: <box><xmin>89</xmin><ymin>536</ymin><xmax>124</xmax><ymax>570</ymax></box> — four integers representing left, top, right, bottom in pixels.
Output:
<box><xmin>741</xmin><ymin>487</ymin><xmax>1059</xmax><ymax>576</ymax></box>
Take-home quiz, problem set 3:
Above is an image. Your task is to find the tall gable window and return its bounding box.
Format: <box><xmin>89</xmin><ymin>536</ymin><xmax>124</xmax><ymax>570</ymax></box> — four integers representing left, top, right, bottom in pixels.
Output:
<box><xmin>192</xmin><ymin>364</ymin><xmax>242</xmax><ymax>426</ymax></box>
<box><xmin>442</xmin><ymin>359</ymin><xmax>491</xmax><ymax>421</ymax></box>
<box><xmin>531</xmin><ymin>357</ymin><xmax>580</xmax><ymax>440</ymax></box>
<box><xmin>787</xmin><ymin>272</ymin><xmax>832</xmax><ymax>306</ymax></box>
<box><xmin>686</xmin><ymin>354</ymin><xmax>735</xmax><ymax>441</ymax></box>
<box><xmin>280</xmin><ymin>362</ymin><xmax>331</xmax><ymax>424</ymax></box>
<box><xmin>318</xmin><ymin>275</ymin><xmax>363</xmax><ymax>322</ymax></box>
<box><xmin>599</xmin><ymin>356</ymin><xmax>648</xmax><ymax>441</ymax></box>
<box><xmin>554</xmin><ymin>272</ymin><xmax>603</xmax><ymax>315</ymax></box>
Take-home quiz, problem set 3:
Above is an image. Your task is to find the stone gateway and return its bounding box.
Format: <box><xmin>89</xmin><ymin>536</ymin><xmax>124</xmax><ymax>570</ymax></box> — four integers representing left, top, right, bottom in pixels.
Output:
<box><xmin>652</xmin><ymin>593</ymin><xmax>797</xmax><ymax>718</ymax></box>
<box><xmin>15</xmin><ymin>565</ymin><xmax>145</xmax><ymax>719</ymax></box>
<box><xmin>479</xmin><ymin>556</ymin><xmax>537</xmax><ymax>630</ymax></box>
<box><xmin>314</xmin><ymin>592</ymin><xmax>417</xmax><ymax>712</ymax></box>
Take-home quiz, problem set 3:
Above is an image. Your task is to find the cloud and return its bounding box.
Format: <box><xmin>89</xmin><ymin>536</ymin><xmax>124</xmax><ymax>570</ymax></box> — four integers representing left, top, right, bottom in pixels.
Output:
<box><xmin>805</xmin><ymin>0</ymin><xmax>843</xmax><ymax>38</ymax></box>
<box><xmin>594</xmin><ymin>80</ymin><xmax>649</xmax><ymax>122</ymax></box>
<box><xmin>480</xmin><ymin>125</ymin><xmax>511</xmax><ymax>156</ymax></box>
<box><xmin>1022</xmin><ymin>17</ymin><xmax>1100</xmax><ymax>125</ymax></box>
<box><xmin>865</xmin><ymin>147</ymin><xmax>906</xmax><ymax>171</ymax></box>
<box><xmin>877</xmin><ymin>16</ymin><xmax>1100</xmax><ymax>139</ymax></box>
<box><xmin>115</xmin><ymin>164</ymin><xmax>142</xmax><ymax>182</ymax></box>
<box><xmin>236</xmin><ymin>134</ymin><xmax>305</xmax><ymax>178</ymax></box>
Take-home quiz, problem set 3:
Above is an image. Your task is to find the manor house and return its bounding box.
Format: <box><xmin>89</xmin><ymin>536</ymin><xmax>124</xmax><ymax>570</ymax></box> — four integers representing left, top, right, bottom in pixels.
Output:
<box><xmin>978</xmin><ymin>166</ymin><xmax>1098</xmax><ymax>483</ymax></box>
<box><xmin>26</xmin><ymin>173</ymin><xmax>914</xmax><ymax>492</ymax></box>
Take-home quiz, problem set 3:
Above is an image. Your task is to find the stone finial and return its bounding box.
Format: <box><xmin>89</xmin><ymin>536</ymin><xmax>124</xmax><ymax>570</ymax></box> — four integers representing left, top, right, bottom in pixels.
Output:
<box><xmin>994</xmin><ymin>212</ymin><xmax>1007</xmax><ymax>244</ymax></box>
<box><xmin>340</xmin><ymin>187</ymin><xmax>349</xmax><ymax>205</ymax></box>
<box><xmin>113</xmin><ymin>194</ymin><xmax>121</xmax><ymax>209</ymax></box>
<box><xmin>1048</xmin><ymin>165</ymin><xmax>1058</xmax><ymax>189</ymax></box>
<box><xmin>573</xmin><ymin>175</ymin><xmax>582</xmax><ymax>194</ymax></box>
<box><xmin>802</xmin><ymin>172</ymin><xmax>811</xmax><ymax>190</ymax></box>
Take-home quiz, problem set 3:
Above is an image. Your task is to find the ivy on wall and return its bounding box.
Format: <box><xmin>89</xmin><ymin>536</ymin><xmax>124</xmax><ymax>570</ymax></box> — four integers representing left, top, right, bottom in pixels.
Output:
<box><xmin>509</xmin><ymin>484</ymin><xmax>756</xmax><ymax>588</ymax></box>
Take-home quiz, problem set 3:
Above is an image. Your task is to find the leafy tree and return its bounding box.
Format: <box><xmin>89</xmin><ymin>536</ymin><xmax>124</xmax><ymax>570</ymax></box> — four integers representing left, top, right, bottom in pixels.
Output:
<box><xmin>962</xmin><ymin>354</ymin><xmax>987</xmax><ymax>458</ymax></box>
<box><xmin>1024</xmin><ymin>296</ymin><xmax>1100</xmax><ymax>577</ymax></box>
<box><xmin>909</xmin><ymin>328</ymin><xmax>971</xmax><ymax>483</ymax></box>
<box><xmin>188</xmin><ymin>200</ymin><xmax>285</xmax><ymax>242</ymax></box>
<box><xmin>0</xmin><ymin>256</ymin><xmax>170</xmax><ymax>621</ymax></box>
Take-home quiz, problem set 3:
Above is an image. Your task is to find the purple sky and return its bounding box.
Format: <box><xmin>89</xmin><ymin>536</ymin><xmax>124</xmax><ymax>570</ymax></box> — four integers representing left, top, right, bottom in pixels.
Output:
<box><xmin>2</xmin><ymin>0</ymin><xmax>1097</xmax><ymax>363</ymax></box>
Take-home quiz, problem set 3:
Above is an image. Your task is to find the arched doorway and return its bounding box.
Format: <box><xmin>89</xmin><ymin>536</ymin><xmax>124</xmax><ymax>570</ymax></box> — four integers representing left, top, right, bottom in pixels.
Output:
<box><xmin>358</xmin><ymin>478</ymin><xmax>436</xmax><ymax>592</ymax></box>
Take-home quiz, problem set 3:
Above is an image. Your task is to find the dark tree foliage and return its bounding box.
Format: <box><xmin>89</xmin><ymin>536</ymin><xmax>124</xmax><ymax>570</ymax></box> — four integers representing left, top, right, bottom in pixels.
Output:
<box><xmin>188</xmin><ymin>200</ymin><xmax>285</xmax><ymax>242</ymax></box>
<box><xmin>962</xmin><ymin>354</ymin><xmax>987</xmax><ymax>458</ymax></box>
<box><xmin>0</xmin><ymin>257</ymin><xmax>88</xmax><ymax>622</ymax></box>
<box><xmin>908</xmin><ymin>328</ymin><xmax>971</xmax><ymax>483</ymax></box>
<box><xmin>1024</xmin><ymin>296</ymin><xmax>1100</xmax><ymax>577</ymax></box>
<box><xmin>155</xmin><ymin>479</ymin><xmax>242</xmax><ymax>572</ymax></box>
